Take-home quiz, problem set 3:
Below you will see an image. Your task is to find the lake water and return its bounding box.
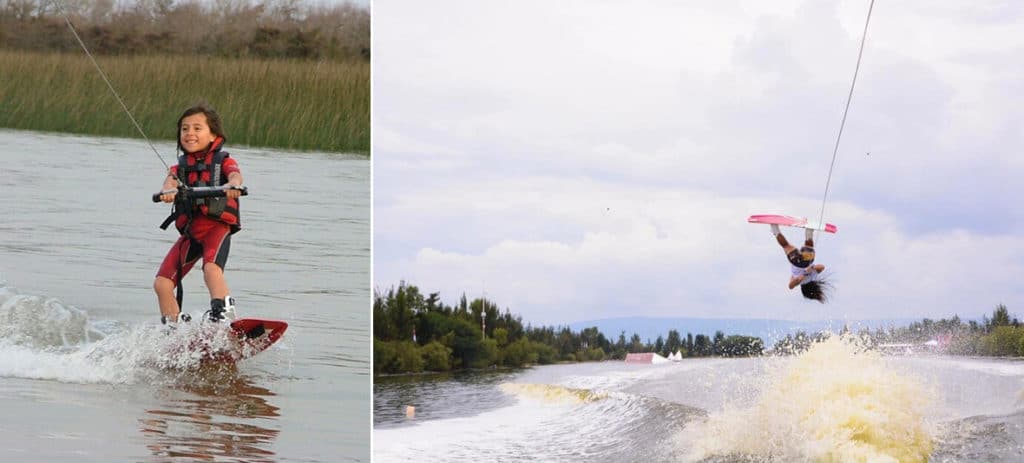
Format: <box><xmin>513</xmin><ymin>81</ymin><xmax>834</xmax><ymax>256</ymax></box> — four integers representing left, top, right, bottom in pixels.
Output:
<box><xmin>374</xmin><ymin>338</ymin><xmax>1024</xmax><ymax>462</ymax></box>
<box><xmin>0</xmin><ymin>129</ymin><xmax>370</xmax><ymax>462</ymax></box>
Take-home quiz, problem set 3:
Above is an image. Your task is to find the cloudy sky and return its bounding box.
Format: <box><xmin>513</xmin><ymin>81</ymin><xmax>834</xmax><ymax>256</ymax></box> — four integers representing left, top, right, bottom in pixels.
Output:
<box><xmin>373</xmin><ymin>0</ymin><xmax>1024</xmax><ymax>325</ymax></box>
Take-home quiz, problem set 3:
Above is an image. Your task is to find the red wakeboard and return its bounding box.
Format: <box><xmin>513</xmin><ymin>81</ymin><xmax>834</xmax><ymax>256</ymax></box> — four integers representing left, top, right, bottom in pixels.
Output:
<box><xmin>199</xmin><ymin>318</ymin><xmax>288</xmax><ymax>364</ymax></box>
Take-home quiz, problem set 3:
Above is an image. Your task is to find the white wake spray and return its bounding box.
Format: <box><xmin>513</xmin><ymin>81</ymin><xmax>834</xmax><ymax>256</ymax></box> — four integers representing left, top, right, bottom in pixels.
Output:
<box><xmin>685</xmin><ymin>335</ymin><xmax>936</xmax><ymax>463</ymax></box>
<box><xmin>0</xmin><ymin>284</ymin><xmax>239</xmax><ymax>384</ymax></box>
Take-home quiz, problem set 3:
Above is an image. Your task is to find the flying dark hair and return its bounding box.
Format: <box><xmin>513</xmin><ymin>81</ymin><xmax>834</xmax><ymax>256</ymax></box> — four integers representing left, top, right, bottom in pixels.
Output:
<box><xmin>800</xmin><ymin>276</ymin><xmax>834</xmax><ymax>303</ymax></box>
<box><xmin>176</xmin><ymin>102</ymin><xmax>226</xmax><ymax>152</ymax></box>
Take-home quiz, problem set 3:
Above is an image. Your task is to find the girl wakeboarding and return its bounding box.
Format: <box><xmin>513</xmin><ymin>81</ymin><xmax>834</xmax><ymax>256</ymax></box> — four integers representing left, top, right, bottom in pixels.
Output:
<box><xmin>154</xmin><ymin>104</ymin><xmax>244</xmax><ymax>325</ymax></box>
<box><xmin>771</xmin><ymin>224</ymin><xmax>832</xmax><ymax>303</ymax></box>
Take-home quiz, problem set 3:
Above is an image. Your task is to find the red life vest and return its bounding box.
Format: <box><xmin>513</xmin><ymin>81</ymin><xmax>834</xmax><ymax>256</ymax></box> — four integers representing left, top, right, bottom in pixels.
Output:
<box><xmin>165</xmin><ymin>138</ymin><xmax>241</xmax><ymax>234</ymax></box>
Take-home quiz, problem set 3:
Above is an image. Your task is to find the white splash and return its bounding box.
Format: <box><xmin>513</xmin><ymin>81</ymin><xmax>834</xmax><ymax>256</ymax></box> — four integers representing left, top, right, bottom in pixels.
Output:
<box><xmin>0</xmin><ymin>284</ymin><xmax>241</xmax><ymax>384</ymax></box>
<box><xmin>685</xmin><ymin>335</ymin><xmax>936</xmax><ymax>463</ymax></box>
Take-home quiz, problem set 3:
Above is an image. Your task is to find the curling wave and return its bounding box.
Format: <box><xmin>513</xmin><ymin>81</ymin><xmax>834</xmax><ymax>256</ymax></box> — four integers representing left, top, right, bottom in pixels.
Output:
<box><xmin>498</xmin><ymin>382</ymin><xmax>608</xmax><ymax>404</ymax></box>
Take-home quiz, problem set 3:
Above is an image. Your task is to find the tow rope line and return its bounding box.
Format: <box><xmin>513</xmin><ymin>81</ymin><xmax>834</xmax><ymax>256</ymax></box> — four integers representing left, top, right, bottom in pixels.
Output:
<box><xmin>817</xmin><ymin>0</ymin><xmax>875</xmax><ymax>228</ymax></box>
<box><xmin>58</xmin><ymin>6</ymin><xmax>175</xmax><ymax>174</ymax></box>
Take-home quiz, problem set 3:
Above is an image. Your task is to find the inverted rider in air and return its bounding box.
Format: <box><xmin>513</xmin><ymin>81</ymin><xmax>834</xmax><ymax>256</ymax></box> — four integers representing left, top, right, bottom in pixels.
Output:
<box><xmin>770</xmin><ymin>224</ymin><xmax>832</xmax><ymax>303</ymax></box>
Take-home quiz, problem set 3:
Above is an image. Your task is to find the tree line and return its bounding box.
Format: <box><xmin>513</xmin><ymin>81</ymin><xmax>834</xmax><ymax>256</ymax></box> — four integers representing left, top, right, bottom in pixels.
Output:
<box><xmin>0</xmin><ymin>0</ymin><xmax>369</xmax><ymax>61</ymax></box>
<box><xmin>373</xmin><ymin>282</ymin><xmax>763</xmax><ymax>375</ymax></box>
<box><xmin>770</xmin><ymin>304</ymin><xmax>1024</xmax><ymax>356</ymax></box>
<box><xmin>376</xmin><ymin>282</ymin><xmax>1024</xmax><ymax>375</ymax></box>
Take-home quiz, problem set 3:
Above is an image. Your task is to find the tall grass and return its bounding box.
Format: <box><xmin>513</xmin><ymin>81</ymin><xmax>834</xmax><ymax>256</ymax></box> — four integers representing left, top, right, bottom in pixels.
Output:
<box><xmin>0</xmin><ymin>50</ymin><xmax>369</xmax><ymax>154</ymax></box>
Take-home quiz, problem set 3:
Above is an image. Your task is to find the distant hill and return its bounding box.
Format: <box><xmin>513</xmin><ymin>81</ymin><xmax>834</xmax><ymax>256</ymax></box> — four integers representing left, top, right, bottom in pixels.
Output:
<box><xmin>568</xmin><ymin>317</ymin><xmax>922</xmax><ymax>346</ymax></box>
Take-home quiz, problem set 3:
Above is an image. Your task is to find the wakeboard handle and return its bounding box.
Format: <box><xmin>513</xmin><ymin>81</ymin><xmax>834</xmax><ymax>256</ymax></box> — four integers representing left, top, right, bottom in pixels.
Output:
<box><xmin>152</xmin><ymin>185</ymin><xmax>248</xmax><ymax>202</ymax></box>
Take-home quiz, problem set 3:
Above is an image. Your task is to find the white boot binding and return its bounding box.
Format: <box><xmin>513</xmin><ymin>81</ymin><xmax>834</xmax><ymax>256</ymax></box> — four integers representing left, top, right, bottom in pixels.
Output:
<box><xmin>161</xmin><ymin>312</ymin><xmax>191</xmax><ymax>333</ymax></box>
<box><xmin>223</xmin><ymin>295</ymin><xmax>236</xmax><ymax>320</ymax></box>
<box><xmin>207</xmin><ymin>296</ymin><xmax>236</xmax><ymax>322</ymax></box>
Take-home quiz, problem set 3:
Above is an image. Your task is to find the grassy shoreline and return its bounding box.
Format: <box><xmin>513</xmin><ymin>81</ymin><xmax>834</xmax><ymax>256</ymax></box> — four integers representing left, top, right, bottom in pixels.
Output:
<box><xmin>0</xmin><ymin>50</ymin><xmax>369</xmax><ymax>154</ymax></box>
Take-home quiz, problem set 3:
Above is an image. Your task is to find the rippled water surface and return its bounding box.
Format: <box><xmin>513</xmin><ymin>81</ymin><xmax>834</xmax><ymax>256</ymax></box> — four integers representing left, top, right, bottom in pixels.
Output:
<box><xmin>0</xmin><ymin>129</ymin><xmax>369</xmax><ymax>462</ymax></box>
<box><xmin>375</xmin><ymin>340</ymin><xmax>1024</xmax><ymax>462</ymax></box>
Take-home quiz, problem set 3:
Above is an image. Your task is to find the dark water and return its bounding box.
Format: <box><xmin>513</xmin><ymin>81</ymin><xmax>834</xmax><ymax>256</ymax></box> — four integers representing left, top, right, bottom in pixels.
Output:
<box><xmin>374</xmin><ymin>371</ymin><xmax>519</xmax><ymax>426</ymax></box>
<box><xmin>0</xmin><ymin>129</ymin><xmax>370</xmax><ymax>462</ymax></box>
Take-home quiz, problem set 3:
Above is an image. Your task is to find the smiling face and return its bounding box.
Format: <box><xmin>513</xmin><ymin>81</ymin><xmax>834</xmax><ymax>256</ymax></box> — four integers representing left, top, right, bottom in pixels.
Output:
<box><xmin>179</xmin><ymin>113</ymin><xmax>217</xmax><ymax>153</ymax></box>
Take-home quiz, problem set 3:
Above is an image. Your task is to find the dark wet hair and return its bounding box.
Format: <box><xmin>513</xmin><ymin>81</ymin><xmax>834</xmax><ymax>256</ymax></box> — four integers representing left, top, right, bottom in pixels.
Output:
<box><xmin>800</xmin><ymin>276</ymin><xmax>834</xmax><ymax>303</ymax></box>
<box><xmin>176</xmin><ymin>103</ymin><xmax>225</xmax><ymax>152</ymax></box>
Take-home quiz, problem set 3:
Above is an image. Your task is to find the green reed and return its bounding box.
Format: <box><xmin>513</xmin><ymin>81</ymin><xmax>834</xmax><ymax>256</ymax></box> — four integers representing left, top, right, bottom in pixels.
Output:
<box><xmin>0</xmin><ymin>50</ymin><xmax>369</xmax><ymax>154</ymax></box>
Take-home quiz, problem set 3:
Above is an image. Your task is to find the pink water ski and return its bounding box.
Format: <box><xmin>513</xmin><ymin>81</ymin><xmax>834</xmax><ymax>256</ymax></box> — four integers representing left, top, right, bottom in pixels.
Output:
<box><xmin>747</xmin><ymin>214</ymin><xmax>838</xmax><ymax>234</ymax></box>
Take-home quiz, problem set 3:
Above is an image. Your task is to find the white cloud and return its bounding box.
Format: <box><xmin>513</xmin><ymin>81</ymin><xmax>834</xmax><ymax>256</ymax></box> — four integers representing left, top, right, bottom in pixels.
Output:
<box><xmin>374</xmin><ymin>0</ymin><xmax>1024</xmax><ymax>325</ymax></box>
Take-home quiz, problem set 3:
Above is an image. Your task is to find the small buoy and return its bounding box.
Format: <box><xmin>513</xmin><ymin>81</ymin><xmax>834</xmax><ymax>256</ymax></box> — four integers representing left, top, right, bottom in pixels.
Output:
<box><xmin>405</xmin><ymin>405</ymin><xmax>415</xmax><ymax>418</ymax></box>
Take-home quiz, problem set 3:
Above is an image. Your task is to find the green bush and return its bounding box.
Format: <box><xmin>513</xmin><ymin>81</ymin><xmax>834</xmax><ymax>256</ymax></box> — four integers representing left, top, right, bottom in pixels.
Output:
<box><xmin>573</xmin><ymin>348</ymin><xmax>605</xmax><ymax>362</ymax></box>
<box><xmin>421</xmin><ymin>341</ymin><xmax>452</xmax><ymax>372</ymax></box>
<box><xmin>501</xmin><ymin>338</ymin><xmax>538</xmax><ymax>367</ymax></box>
<box><xmin>393</xmin><ymin>341</ymin><xmax>424</xmax><ymax>373</ymax></box>
<box><xmin>373</xmin><ymin>338</ymin><xmax>397</xmax><ymax>375</ymax></box>
<box><xmin>469</xmin><ymin>338</ymin><xmax>499</xmax><ymax>369</ymax></box>
<box><xmin>585</xmin><ymin>347</ymin><xmax>606</xmax><ymax>361</ymax></box>
<box><xmin>979</xmin><ymin>326</ymin><xmax>1024</xmax><ymax>357</ymax></box>
<box><xmin>533</xmin><ymin>343</ymin><xmax>559</xmax><ymax>365</ymax></box>
<box><xmin>493</xmin><ymin>327</ymin><xmax>509</xmax><ymax>348</ymax></box>
<box><xmin>373</xmin><ymin>340</ymin><xmax>423</xmax><ymax>374</ymax></box>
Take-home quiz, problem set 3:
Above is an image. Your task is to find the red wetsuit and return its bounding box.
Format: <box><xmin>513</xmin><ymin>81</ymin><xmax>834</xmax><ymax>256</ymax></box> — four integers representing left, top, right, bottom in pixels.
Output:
<box><xmin>156</xmin><ymin>140</ymin><xmax>241</xmax><ymax>281</ymax></box>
